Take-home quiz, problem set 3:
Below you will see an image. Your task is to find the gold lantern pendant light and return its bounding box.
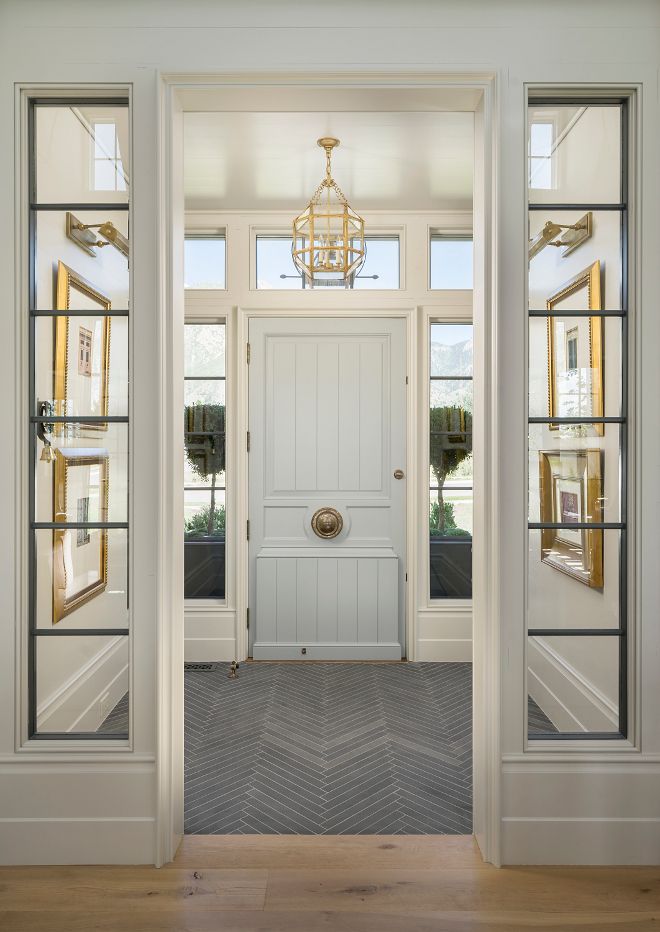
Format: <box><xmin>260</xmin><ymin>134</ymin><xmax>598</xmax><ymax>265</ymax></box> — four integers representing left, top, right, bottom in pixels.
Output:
<box><xmin>292</xmin><ymin>137</ymin><xmax>366</xmax><ymax>288</ymax></box>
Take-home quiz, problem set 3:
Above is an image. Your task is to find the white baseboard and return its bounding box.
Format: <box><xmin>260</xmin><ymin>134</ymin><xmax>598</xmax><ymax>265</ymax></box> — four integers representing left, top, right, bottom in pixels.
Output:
<box><xmin>416</xmin><ymin>638</ymin><xmax>472</xmax><ymax>661</ymax></box>
<box><xmin>416</xmin><ymin>607</ymin><xmax>473</xmax><ymax>661</ymax></box>
<box><xmin>0</xmin><ymin>817</ymin><xmax>154</xmax><ymax>865</ymax></box>
<box><xmin>37</xmin><ymin>636</ymin><xmax>128</xmax><ymax>734</ymax></box>
<box><xmin>184</xmin><ymin>606</ymin><xmax>237</xmax><ymax>661</ymax></box>
<box><xmin>502</xmin><ymin>817</ymin><xmax>660</xmax><ymax>865</ymax></box>
<box><xmin>528</xmin><ymin>636</ymin><xmax>618</xmax><ymax>733</ymax></box>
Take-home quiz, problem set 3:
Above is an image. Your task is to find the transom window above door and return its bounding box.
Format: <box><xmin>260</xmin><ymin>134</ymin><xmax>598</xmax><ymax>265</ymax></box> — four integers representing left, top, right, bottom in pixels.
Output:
<box><xmin>255</xmin><ymin>234</ymin><xmax>401</xmax><ymax>289</ymax></box>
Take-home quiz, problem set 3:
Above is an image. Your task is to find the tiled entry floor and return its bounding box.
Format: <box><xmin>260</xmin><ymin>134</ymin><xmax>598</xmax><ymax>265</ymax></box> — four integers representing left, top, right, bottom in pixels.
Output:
<box><xmin>184</xmin><ymin>661</ymin><xmax>472</xmax><ymax>835</ymax></box>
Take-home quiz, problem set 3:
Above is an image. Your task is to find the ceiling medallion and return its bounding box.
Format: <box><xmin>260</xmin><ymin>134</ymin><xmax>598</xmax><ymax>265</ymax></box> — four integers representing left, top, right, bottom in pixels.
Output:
<box><xmin>292</xmin><ymin>137</ymin><xmax>366</xmax><ymax>288</ymax></box>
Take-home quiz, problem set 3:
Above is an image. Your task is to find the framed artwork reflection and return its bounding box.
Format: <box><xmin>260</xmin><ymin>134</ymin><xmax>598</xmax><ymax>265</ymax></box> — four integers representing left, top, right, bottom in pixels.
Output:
<box><xmin>539</xmin><ymin>449</ymin><xmax>604</xmax><ymax>589</ymax></box>
<box><xmin>546</xmin><ymin>260</ymin><xmax>604</xmax><ymax>436</ymax></box>
<box><xmin>54</xmin><ymin>260</ymin><xmax>111</xmax><ymax>430</ymax></box>
<box><xmin>52</xmin><ymin>448</ymin><xmax>109</xmax><ymax>623</ymax></box>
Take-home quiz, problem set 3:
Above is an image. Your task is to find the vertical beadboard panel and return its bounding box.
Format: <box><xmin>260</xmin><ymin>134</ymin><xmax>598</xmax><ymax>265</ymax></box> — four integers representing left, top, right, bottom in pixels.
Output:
<box><xmin>338</xmin><ymin>342</ymin><xmax>360</xmax><ymax>490</ymax></box>
<box><xmin>337</xmin><ymin>558</ymin><xmax>358</xmax><ymax>642</ymax></box>
<box><xmin>275</xmin><ymin>558</ymin><xmax>297</xmax><ymax>642</ymax></box>
<box><xmin>316</xmin><ymin>342</ymin><xmax>339</xmax><ymax>490</ymax></box>
<box><xmin>357</xmin><ymin>558</ymin><xmax>379</xmax><ymax>641</ymax></box>
<box><xmin>295</xmin><ymin>341</ymin><xmax>317</xmax><ymax>490</ymax></box>
<box><xmin>256</xmin><ymin>558</ymin><xmax>277</xmax><ymax>642</ymax></box>
<box><xmin>272</xmin><ymin>340</ymin><xmax>296</xmax><ymax>491</ymax></box>
<box><xmin>297</xmin><ymin>557</ymin><xmax>318</xmax><ymax>643</ymax></box>
<box><xmin>317</xmin><ymin>558</ymin><xmax>339</xmax><ymax>642</ymax></box>
<box><xmin>359</xmin><ymin>341</ymin><xmax>383</xmax><ymax>491</ymax></box>
<box><xmin>377</xmin><ymin>558</ymin><xmax>398</xmax><ymax>643</ymax></box>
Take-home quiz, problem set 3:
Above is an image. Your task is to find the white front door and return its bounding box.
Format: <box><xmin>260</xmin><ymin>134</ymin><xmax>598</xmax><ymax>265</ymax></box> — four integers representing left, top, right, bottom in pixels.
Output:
<box><xmin>248</xmin><ymin>317</ymin><xmax>407</xmax><ymax>660</ymax></box>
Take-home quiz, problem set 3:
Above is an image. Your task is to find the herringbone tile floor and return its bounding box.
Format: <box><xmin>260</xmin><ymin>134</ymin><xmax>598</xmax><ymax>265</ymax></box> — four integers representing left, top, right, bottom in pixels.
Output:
<box><xmin>184</xmin><ymin>661</ymin><xmax>473</xmax><ymax>835</ymax></box>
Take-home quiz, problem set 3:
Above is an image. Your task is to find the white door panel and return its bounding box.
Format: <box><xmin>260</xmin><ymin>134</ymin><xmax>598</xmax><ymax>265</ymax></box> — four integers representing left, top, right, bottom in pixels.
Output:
<box><xmin>249</xmin><ymin>317</ymin><xmax>406</xmax><ymax>660</ymax></box>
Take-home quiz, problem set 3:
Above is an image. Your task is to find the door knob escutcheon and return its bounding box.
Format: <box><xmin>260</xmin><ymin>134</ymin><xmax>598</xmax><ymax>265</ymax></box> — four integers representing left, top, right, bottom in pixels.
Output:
<box><xmin>394</xmin><ymin>469</ymin><xmax>405</xmax><ymax>479</ymax></box>
<box><xmin>311</xmin><ymin>507</ymin><xmax>343</xmax><ymax>539</ymax></box>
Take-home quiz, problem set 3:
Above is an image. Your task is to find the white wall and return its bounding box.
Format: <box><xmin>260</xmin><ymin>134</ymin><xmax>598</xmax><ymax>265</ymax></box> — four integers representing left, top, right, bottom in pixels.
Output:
<box><xmin>0</xmin><ymin>0</ymin><xmax>659</xmax><ymax>867</ymax></box>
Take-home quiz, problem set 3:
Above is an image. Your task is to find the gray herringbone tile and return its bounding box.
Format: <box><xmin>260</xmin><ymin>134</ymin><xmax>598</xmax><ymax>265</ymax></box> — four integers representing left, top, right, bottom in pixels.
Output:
<box><xmin>184</xmin><ymin>661</ymin><xmax>472</xmax><ymax>835</ymax></box>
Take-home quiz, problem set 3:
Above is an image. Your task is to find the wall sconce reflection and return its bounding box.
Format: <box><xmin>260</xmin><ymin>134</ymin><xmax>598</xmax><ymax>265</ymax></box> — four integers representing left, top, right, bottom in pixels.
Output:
<box><xmin>66</xmin><ymin>212</ymin><xmax>129</xmax><ymax>259</ymax></box>
<box><xmin>528</xmin><ymin>212</ymin><xmax>592</xmax><ymax>261</ymax></box>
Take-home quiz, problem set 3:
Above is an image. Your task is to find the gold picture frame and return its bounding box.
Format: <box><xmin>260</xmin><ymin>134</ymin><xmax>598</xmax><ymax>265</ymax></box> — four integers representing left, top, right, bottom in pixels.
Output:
<box><xmin>55</xmin><ymin>260</ymin><xmax>111</xmax><ymax>431</ymax></box>
<box><xmin>53</xmin><ymin>449</ymin><xmax>109</xmax><ymax>623</ymax></box>
<box><xmin>539</xmin><ymin>449</ymin><xmax>604</xmax><ymax>589</ymax></box>
<box><xmin>547</xmin><ymin>259</ymin><xmax>604</xmax><ymax>436</ymax></box>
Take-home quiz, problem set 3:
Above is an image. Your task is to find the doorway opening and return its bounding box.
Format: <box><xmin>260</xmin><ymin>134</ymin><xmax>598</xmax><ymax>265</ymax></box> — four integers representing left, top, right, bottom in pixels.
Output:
<box><xmin>174</xmin><ymin>78</ymin><xmax>487</xmax><ymax>841</ymax></box>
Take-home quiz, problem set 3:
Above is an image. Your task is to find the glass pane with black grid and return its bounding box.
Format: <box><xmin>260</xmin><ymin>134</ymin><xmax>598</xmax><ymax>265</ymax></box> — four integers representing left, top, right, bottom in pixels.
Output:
<box><xmin>429</xmin><ymin>323</ymin><xmax>473</xmax><ymax>599</ymax></box>
<box><xmin>526</xmin><ymin>100</ymin><xmax>628</xmax><ymax>739</ymax></box>
<box><xmin>184</xmin><ymin>323</ymin><xmax>226</xmax><ymax>599</ymax></box>
<box><xmin>29</xmin><ymin>99</ymin><xmax>130</xmax><ymax>738</ymax></box>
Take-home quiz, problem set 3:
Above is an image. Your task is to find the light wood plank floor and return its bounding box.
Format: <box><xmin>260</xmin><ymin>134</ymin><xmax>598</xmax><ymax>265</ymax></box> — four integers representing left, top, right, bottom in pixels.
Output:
<box><xmin>1</xmin><ymin>835</ymin><xmax>659</xmax><ymax>931</ymax></box>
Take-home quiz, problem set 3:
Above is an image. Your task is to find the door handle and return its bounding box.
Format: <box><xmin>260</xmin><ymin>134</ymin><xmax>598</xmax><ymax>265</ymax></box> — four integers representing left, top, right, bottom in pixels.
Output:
<box><xmin>394</xmin><ymin>469</ymin><xmax>405</xmax><ymax>480</ymax></box>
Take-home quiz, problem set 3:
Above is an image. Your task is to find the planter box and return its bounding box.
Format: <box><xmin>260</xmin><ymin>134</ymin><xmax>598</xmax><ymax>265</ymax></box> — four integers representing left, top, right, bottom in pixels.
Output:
<box><xmin>184</xmin><ymin>535</ymin><xmax>225</xmax><ymax>599</ymax></box>
<box><xmin>430</xmin><ymin>536</ymin><xmax>472</xmax><ymax>599</ymax></box>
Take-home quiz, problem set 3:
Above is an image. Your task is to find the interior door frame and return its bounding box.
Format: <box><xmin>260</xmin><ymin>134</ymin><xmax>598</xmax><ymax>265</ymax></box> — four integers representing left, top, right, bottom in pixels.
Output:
<box><xmin>237</xmin><ymin>308</ymin><xmax>416</xmax><ymax>663</ymax></box>
<box><xmin>158</xmin><ymin>71</ymin><xmax>500</xmax><ymax>867</ymax></box>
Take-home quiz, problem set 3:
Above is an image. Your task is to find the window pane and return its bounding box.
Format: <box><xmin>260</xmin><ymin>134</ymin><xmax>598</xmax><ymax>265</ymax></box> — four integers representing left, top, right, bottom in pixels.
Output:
<box><xmin>35</xmin><ymin>104</ymin><xmax>129</xmax><ymax>204</ymax></box>
<box><xmin>430</xmin><ymin>379</ymin><xmax>473</xmax><ymax>412</ymax></box>
<box><xmin>256</xmin><ymin>236</ymin><xmax>303</xmax><ymax>289</ymax></box>
<box><xmin>185</xmin><ymin>489</ymin><xmax>226</xmax><ymax>537</ymax></box>
<box><xmin>35</xmin><ymin>211</ymin><xmax>129</xmax><ymax>310</ymax></box>
<box><xmin>36</xmin><ymin>636</ymin><xmax>129</xmax><ymax>735</ymax></box>
<box><xmin>528</xmin><ymin>635</ymin><xmax>620</xmax><ymax>736</ymax></box>
<box><xmin>352</xmin><ymin>237</ymin><xmax>400</xmax><ymax>289</ymax></box>
<box><xmin>35</xmin><ymin>422</ymin><xmax>128</xmax><ymax>523</ymax></box>
<box><xmin>430</xmin><ymin>324</ymin><xmax>473</xmax><ymax>376</ymax></box>
<box><xmin>528</xmin><ymin>105</ymin><xmax>621</xmax><ymax>205</ymax></box>
<box><xmin>528</xmin><ymin>529</ymin><xmax>620</xmax><ymax>629</ymax></box>
<box><xmin>35</xmin><ymin>528</ymin><xmax>128</xmax><ymax>629</ymax></box>
<box><xmin>184</xmin><ymin>433</ymin><xmax>225</xmax><ymax>489</ymax></box>
<box><xmin>185</xmin><ymin>541</ymin><xmax>226</xmax><ymax>600</ymax></box>
<box><xmin>35</xmin><ymin>315</ymin><xmax>128</xmax><ymax>418</ymax></box>
<box><xmin>528</xmin><ymin>211</ymin><xmax>621</xmax><ymax>310</ymax></box>
<box><xmin>184</xmin><ymin>379</ymin><xmax>225</xmax><ymax>407</ymax></box>
<box><xmin>184</xmin><ymin>237</ymin><xmax>226</xmax><ymax>289</ymax></box>
<box><xmin>528</xmin><ymin>424</ymin><xmax>620</xmax><ymax>524</ymax></box>
<box><xmin>529</xmin><ymin>316</ymin><xmax>621</xmax><ymax>419</ymax></box>
<box><xmin>430</xmin><ymin>237</ymin><xmax>473</xmax><ymax>289</ymax></box>
<box><xmin>184</xmin><ymin>323</ymin><xmax>225</xmax><ymax>377</ymax></box>
<box><xmin>429</xmin><ymin>519</ymin><xmax>472</xmax><ymax>598</ymax></box>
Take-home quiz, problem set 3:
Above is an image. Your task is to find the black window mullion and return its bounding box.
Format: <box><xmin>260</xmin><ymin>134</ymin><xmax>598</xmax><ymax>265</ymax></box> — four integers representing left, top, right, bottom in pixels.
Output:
<box><xmin>527</xmin><ymin>97</ymin><xmax>628</xmax><ymax>741</ymax></box>
<box><xmin>28</xmin><ymin>97</ymin><xmax>131</xmax><ymax>740</ymax></box>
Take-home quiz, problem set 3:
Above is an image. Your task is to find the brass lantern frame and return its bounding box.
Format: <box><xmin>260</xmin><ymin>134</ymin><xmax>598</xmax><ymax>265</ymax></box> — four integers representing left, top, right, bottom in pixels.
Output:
<box><xmin>292</xmin><ymin>138</ymin><xmax>366</xmax><ymax>288</ymax></box>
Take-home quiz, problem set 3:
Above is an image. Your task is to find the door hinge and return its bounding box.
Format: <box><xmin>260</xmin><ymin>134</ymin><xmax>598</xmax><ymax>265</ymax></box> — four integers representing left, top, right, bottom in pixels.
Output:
<box><xmin>246</xmin><ymin>607</ymin><xmax>250</xmax><ymax>630</ymax></box>
<box><xmin>405</xmin><ymin>572</ymin><xmax>408</xmax><ymax>582</ymax></box>
<box><xmin>406</xmin><ymin>375</ymin><xmax>409</xmax><ymax>385</ymax></box>
<box><xmin>246</xmin><ymin>519</ymin><xmax>250</xmax><ymax>541</ymax></box>
<box><xmin>246</xmin><ymin>342</ymin><xmax>251</xmax><ymax>364</ymax></box>
<box><xmin>246</xmin><ymin>430</ymin><xmax>250</xmax><ymax>453</ymax></box>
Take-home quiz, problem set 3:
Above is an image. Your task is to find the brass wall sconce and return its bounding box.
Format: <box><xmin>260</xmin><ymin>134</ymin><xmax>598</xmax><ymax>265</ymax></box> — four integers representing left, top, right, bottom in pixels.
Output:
<box><xmin>66</xmin><ymin>211</ymin><xmax>129</xmax><ymax>259</ymax></box>
<box><xmin>528</xmin><ymin>211</ymin><xmax>592</xmax><ymax>261</ymax></box>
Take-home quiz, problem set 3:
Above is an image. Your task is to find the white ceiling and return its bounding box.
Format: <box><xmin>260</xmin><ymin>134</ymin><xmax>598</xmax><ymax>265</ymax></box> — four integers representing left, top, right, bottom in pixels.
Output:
<box><xmin>184</xmin><ymin>110</ymin><xmax>474</xmax><ymax>212</ymax></box>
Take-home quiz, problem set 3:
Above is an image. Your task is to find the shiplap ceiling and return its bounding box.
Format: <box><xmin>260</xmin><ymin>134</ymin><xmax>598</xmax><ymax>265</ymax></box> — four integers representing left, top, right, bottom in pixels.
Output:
<box><xmin>184</xmin><ymin>111</ymin><xmax>474</xmax><ymax>211</ymax></box>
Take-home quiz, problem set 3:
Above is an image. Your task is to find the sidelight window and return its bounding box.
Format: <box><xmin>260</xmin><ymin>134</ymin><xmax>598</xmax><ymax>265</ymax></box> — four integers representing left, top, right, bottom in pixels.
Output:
<box><xmin>429</xmin><ymin>323</ymin><xmax>473</xmax><ymax>600</ymax></box>
<box><xmin>184</xmin><ymin>323</ymin><xmax>226</xmax><ymax>600</ymax></box>
<box><xmin>184</xmin><ymin>234</ymin><xmax>226</xmax><ymax>289</ymax></box>
<box><xmin>28</xmin><ymin>98</ymin><xmax>130</xmax><ymax>739</ymax></box>
<box><xmin>526</xmin><ymin>99</ymin><xmax>629</xmax><ymax>739</ymax></box>
<box><xmin>430</xmin><ymin>235</ymin><xmax>473</xmax><ymax>290</ymax></box>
